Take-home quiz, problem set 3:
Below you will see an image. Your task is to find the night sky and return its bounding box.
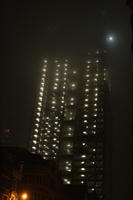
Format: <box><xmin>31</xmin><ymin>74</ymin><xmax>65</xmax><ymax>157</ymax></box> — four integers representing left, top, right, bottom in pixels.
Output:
<box><xmin>2</xmin><ymin>1</ymin><xmax>133</xmax><ymax>200</ymax></box>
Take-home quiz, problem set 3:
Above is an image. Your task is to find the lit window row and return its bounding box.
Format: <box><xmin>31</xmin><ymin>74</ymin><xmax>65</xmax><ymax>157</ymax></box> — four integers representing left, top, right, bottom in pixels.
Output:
<box><xmin>65</xmin><ymin>166</ymin><xmax>71</xmax><ymax>172</ymax></box>
<box><xmin>63</xmin><ymin>178</ymin><xmax>71</xmax><ymax>184</ymax></box>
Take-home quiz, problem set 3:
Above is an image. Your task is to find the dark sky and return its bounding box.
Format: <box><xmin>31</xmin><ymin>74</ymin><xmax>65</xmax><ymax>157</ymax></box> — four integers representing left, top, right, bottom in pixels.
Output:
<box><xmin>2</xmin><ymin>1</ymin><xmax>133</xmax><ymax>200</ymax></box>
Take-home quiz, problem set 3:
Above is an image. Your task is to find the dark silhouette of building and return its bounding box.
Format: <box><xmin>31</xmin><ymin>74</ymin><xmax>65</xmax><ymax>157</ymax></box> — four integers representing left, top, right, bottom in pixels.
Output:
<box><xmin>0</xmin><ymin>129</ymin><xmax>13</xmax><ymax>147</ymax></box>
<box><xmin>0</xmin><ymin>147</ymin><xmax>63</xmax><ymax>200</ymax></box>
<box><xmin>29</xmin><ymin>50</ymin><xmax>111</xmax><ymax>200</ymax></box>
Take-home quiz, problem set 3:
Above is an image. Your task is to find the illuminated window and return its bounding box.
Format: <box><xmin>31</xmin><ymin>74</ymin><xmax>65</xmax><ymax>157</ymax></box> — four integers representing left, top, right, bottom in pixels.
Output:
<box><xmin>42</xmin><ymin>74</ymin><xmax>46</xmax><ymax>78</ymax></box>
<box><xmin>38</xmin><ymin>102</ymin><xmax>42</xmax><ymax>106</ymax></box>
<box><xmin>83</xmin><ymin>131</ymin><xmax>87</xmax><ymax>135</ymax></box>
<box><xmin>35</xmin><ymin>123</ymin><xmax>39</xmax><ymax>127</ymax></box>
<box><xmin>33</xmin><ymin>140</ymin><xmax>37</xmax><ymax>144</ymax></box>
<box><xmin>44</xmin><ymin>59</ymin><xmax>48</xmax><ymax>63</ymax></box>
<box><xmin>63</xmin><ymin>126</ymin><xmax>74</xmax><ymax>137</ymax></box>
<box><xmin>87</xmin><ymin>65</ymin><xmax>90</xmax><ymax>69</ymax></box>
<box><xmin>64</xmin><ymin>68</ymin><xmax>68</xmax><ymax>72</ymax></box>
<box><xmin>92</xmin><ymin>130</ymin><xmax>96</xmax><ymax>135</ymax></box>
<box><xmin>34</xmin><ymin>134</ymin><xmax>38</xmax><ymax>138</ymax></box>
<box><xmin>85</xmin><ymin>83</ymin><xmax>89</xmax><ymax>87</ymax></box>
<box><xmin>40</xmin><ymin>87</ymin><xmax>44</xmax><ymax>91</ymax></box>
<box><xmin>34</xmin><ymin>129</ymin><xmax>38</xmax><ymax>133</ymax></box>
<box><xmin>81</xmin><ymin>174</ymin><xmax>85</xmax><ymax>177</ymax></box>
<box><xmin>61</xmin><ymin>141</ymin><xmax>73</xmax><ymax>155</ymax></box>
<box><xmin>96</xmin><ymin>60</ymin><xmax>99</xmax><ymax>63</ymax></box>
<box><xmin>55</xmin><ymin>78</ymin><xmax>59</xmax><ymax>82</ymax></box>
<box><xmin>41</xmin><ymin>82</ymin><xmax>44</xmax><ymax>86</ymax></box>
<box><xmin>84</xmin><ymin>114</ymin><xmax>88</xmax><ymax>118</ymax></box>
<box><xmin>64</xmin><ymin>109</ymin><xmax>76</xmax><ymax>121</ymax></box>
<box><xmin>94</xmin><ymin>78</ymin><xmax>98</xmax><ymax>82</ymax></box>
<box><xmin>84</xmin><ymin>120</ymin><xmax>88</xmax><ymax>123</ymax></box>
<box><xmin>54</xmin><ymin>83</ymin><xmax>58</xmax><ymax>86</ymax></box>
<box><xmin>65</xmin><ymin>166</ymin><xmax>71</xmax><ymax>172</ymax></box>
<box><xmin>95</xmin><ymin>93</ymin><xmax>98</xmax><ymax>97</ymax></box>
<box><xmin>81</xmin><ymin>155</ymin><xmax>86</xmax><ymax>158</ymax></box>
<box><xmin>63</xmin><ymin>178</ymin><xmax>71</xmax><ymax>184</ymax></box>
<box><xmin>86</xmin><ymin>74</ymin><xmax>90</xmax><ymax>78</ymax></box>
<box><xmin>32</xmin><ymin>146</ymin><xmax>36</xmax><ymax>150</ymax></box>
<box><xmin>37</xmin><ymin>108</ymin><xmax>41</xmax><ymax>113</ymax></box>
<box><xmin>85</xmin><ymin>88</ymin><xmax>89</xmax><ymax>92</ymax></box>
<box><xmin>85</xmin><ymin>98</ymin><xmax>89</xmax><ymax>102</ymax></box>
<box><xmin>72</xmin><ymin>70</ymin><xmax>77</xmax><ymax>74</ymax></box>
<box><xmin>36</xmin><ymin>118</ymin><xmax>40</xmax><ymax>122</ymax></box>
<box><xmin>36</xmin><ymin>113</ymin><xmax>40</xmax><ymax>117</ymax></box>
<box><xmin>39</xmin><ymin>97</ymin><xmax>43</xmax><ymax>101</ymax></box>
<box><xmin>81</xmin><ymin>168</ymin><xmax>86</xmax><ymax>171</ymax></box>
<box><xmin>41</xmin><ymin>78</ymin><xmax>45</xmax><ymax>82</ymax></box>
<box><xmin>53</xmin><ymin>86</ymin><xmax>58</xmax><ymax>90</ymax></box>
<box><xmin>55</xmin><ymin>73</ymin><xmax>59</xmax><ymax>76</ymax></box>
<box><xmin>52</xmin><ymin>100</ymin><xmax>56</xmax><ymax>105</ymax></box>
<box><xmin>84</xmin><ymin>104</ymin><xmax>88</xmax><ymax>108</ymax></box>
<box><xmin>70</xmin><ymin>83</ymin><xmax>77</xmax><ymax>90</ymax></box>
<box><xmin>42</xmin><ymin>68</ymin><xmax>46</xmax><ymax>72</ymax></box>
<box><xmin>51</xmin><ymin>106</ymin><xmax>55</xmax><ymax>109</ymax></box>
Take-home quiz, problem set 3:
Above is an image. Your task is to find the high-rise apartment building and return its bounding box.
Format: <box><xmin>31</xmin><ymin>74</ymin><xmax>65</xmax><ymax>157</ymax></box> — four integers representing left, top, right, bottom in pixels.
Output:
<box><xmin>29</xmin><ymin>50</ymin><xmax>110</xmax><ymax>199</ymax></box>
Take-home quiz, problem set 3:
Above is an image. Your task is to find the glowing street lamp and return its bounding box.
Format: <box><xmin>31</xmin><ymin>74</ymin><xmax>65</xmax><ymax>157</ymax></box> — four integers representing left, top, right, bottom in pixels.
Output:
<box><xmin>21</xmin><ymin>192</ymin><xmax>28</xmax><ymax>200</ymax></box>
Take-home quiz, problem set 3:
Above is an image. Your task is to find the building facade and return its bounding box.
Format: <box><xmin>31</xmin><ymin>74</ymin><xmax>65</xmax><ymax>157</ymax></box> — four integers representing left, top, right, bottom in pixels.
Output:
<box><xmin>30</xmin><ymin>50</ymin><xmax>110</xmax><ymax>199</ymax></box>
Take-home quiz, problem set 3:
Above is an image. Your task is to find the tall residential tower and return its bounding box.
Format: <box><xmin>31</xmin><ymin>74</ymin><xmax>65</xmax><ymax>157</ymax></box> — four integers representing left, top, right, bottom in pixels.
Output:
<box><xmin>29</xmin><ymin>50</ymin><xmax>110</xmax><ymax>199</ymax></box>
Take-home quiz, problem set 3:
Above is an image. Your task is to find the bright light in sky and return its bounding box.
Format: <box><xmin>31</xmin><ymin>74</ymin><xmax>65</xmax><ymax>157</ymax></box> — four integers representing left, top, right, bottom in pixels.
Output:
<box><xmin>106</xmin><ymin>35</ymin><xmax>115</xmax><ymax>43</ymax></box>
<box><xmin>109</xmin><ymin>36</ymin><xmax>113</xmax><ymax>41</ymax></box>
